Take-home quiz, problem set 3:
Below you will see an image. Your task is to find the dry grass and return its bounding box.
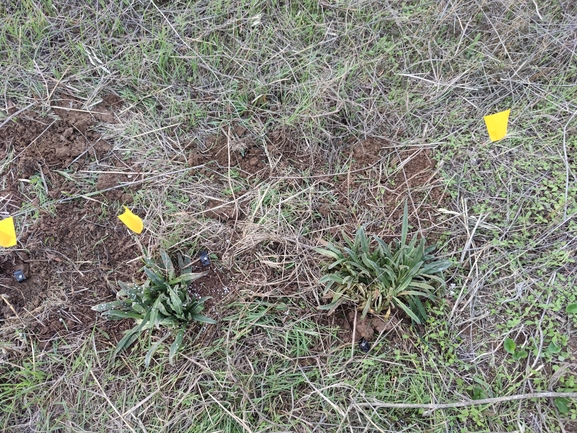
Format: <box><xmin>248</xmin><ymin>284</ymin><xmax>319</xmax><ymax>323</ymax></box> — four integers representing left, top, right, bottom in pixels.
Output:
<box><xmin>1</xmin><ymin>0</ymin><xmax>577</xmax><ymax>431</ymax></box>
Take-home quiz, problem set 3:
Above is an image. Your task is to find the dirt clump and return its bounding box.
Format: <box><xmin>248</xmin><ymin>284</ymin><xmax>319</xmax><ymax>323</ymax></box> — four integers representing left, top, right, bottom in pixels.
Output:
<box><xmin>188</xmin><ymin>125</ymin><xmax>268</xmax><ymax>178</ymax></box>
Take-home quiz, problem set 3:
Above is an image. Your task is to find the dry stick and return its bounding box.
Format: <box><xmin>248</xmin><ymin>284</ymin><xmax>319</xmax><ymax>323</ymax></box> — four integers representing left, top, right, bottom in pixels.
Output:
<box><xmin>222</xmin><ymin>126</ymin><xmax>240</xmax><ymax>220</ymax></box>
<box><xmin>358</xmin><ymin>392</ymin><xmax>577</xmax><ymax>416</ymax></box>
<box><xmin>50</xmin><ymin>105</ymin><xmax>110</xmax><ymax>116</ymax></box>
<box><xmin>47</xmin><ymin>66</ymin><xmax>71</xmax><ymax>102</ymax></box>
<box><xmin>8</xmin><ymin>166</ymin><xmax>203</xmax><ymax>218</ymax></box>
<box><xmin>561</xmin><ymin>109</ymin><xmax>577</xmax><ymax>220</ymax></box>
<box><xmin>150</xmin><ymin>0</ymin><xmax>223</xmax><ymax>83</ymax></box>
<box><xmin>130</xmin><ymin>122</ymin><xmax>181</xmax><ymax>139</ymax></box>
<box><xmin>0</xmin><ymin>294</ymin><xmax>25</xmax><ymax>324</ymax></box>
<box><xmin>88</xmin><ymin>368</ymin><xmax>137</xmax><ymax>433</ymax></box>
<box><xmin>13</xmin><ymin>119</ymin><xmax>57</xmax><ymax>161</ymax></box>
<box><xmin>121</xmin><ymin>389</ymin><xmax>161</xmax><ymax>418</ymax></box>
<box><xmin>207</xmin><ymin>393</ymin><xmax>254</xmax><ymax>433</ymax></box>
<box><xmin>0</xmin><ymin>102</ymin><xmax>36</xmax><ymax>130</ymax></box>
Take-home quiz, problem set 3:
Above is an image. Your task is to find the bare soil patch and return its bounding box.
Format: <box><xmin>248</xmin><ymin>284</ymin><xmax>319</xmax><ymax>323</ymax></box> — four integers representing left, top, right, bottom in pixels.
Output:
<box><xmin>2</xmin><ymin>108</ymin><xmax>444</xmax><ymax>350</ymax></box>
<box><xmin>0</xmin><ymin>97</ymin><xmax>142</xmax><ymax>342</ymax></box>
<box><xmin>185</xmin><ymin>127</ymin><xmax>445</xmax><ymax>347</ymax></box>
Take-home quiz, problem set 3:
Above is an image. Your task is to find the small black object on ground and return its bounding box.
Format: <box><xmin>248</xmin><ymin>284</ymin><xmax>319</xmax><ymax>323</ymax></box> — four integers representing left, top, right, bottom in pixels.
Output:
<box><xmin>14</xmin><ymin>270</ymin><xmax>26</xmax><ymax>282</ymax></box>
<box><xmin>199</xmin><ymin>251</ymin><xmax>210</xmax><ymax>266</ymax></box>
<box><xmin>359</xmin><ymin>337</ymin><xmax>371</xmax><ymax>353</ymax></box>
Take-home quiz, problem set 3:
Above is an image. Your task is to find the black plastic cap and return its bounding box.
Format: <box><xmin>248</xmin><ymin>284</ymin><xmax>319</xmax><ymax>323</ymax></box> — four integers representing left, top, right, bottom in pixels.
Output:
<box><xmin>199</xmin><ymin>251</ymin><xmax>210</xmax><ymax>266</ymax></box>
<box><xmin>359</xmin><ymin>337</ymin><xmax>371</xmax><ymax>353</ymax></box>
<box><xmin>14</xmin><ymin>270</ymin><xmax>26</xmax><ymax>282</ymax></box>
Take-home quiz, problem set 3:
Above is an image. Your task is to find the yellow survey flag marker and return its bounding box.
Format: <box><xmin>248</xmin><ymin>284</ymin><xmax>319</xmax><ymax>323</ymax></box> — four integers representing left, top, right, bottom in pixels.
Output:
<box><xmin>484</xmin><ymin>109</ymin><xmax>510</xmax><ymax>142</ymax></box>
<box><xmin>0</xmin><ymin>217</ymin><xmax>17</xmax><ymax>247</ymax></box>
<box><xmin>118</xmin><ymin>206</ymin><xmax>143</xmax><ymax>234</ymax></box>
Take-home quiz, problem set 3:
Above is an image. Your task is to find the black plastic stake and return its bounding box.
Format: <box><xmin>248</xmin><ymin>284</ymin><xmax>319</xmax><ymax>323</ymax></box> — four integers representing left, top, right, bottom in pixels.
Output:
<box><xmin>199</xmin><ymin>251</ymin><xmax>210</xmax><ymax>266</ymax></box>
<box><xmin>14</xmin><ymin>270</ymin><xmax>26</xmax><ymax>283</ymax></box>
<box><xmin>359</xmin><ymin>337</ymin><xmax>371</xmax><ymax>353</ymax></box>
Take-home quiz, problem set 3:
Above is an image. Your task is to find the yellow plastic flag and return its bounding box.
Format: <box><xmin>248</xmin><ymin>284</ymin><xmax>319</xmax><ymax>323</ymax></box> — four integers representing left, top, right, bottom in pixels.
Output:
<box><xmin>484</xmin><ymin>109</ymin><xmax>510</xmax><ymax>142</ymax></box>
<box><xmin>118</xmin><ymin>206</ymin><xmax>143</xmax><ymax>234</ymax></box>
<box><xmin>0</xmin><ymin>217</ymin><xmax>17</xmax><ymax>247</ymax></box>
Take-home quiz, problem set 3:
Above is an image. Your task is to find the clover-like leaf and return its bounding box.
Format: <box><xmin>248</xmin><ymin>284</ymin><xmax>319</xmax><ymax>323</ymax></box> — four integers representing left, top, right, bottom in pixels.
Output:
<box><xmin>504</xmin><ymin>337</ymin><xmax>516</xmax><ymax>355</ymax></box>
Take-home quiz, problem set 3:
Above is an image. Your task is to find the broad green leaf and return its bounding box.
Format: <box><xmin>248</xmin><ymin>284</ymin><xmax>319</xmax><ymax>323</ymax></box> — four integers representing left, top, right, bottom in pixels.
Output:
<box><xmin>169</xmin><ymin>272</ymin><xmax>206</xmax><ymax>285</ymax></box>
<box><xmin>393</xmin><ymin>297</ymin><xmax>421</xmax><ymax>324</ymax></box>
<box><xmin>504</xmin><ymin>337</ymin><xmax>516</xmax><ymax>355</ymax></box>
<box><xmin>166</xmin><ymin>288</ymin><xmax>183</xmax><ymax>316</ymax></box>
<box><xmin>401</xmin><ymin>200</ymin><xmax>409</xmax><ymax>245</ymax></box>
<box><xmin>407</xmin><ymin>296</ymin><xmax>427</xmax><ymax>323</ymax></box>
<box><xmin>555</xmin><ymin>398</ymin><xmax>570</xmax><ymax>414</ymax></box>
<box><xmin>422</xmin><ymin>259</ymin><xmax>452</xmax><ymax>273</ymax></box>
<box><xmin>113</xmin><ymin>328</ymin><xmax>141</xmax><ymax>357</ymax></box>
<box><xmin>159</xmin><ymin>317</ymin><xmax>178</xmax><ymax>327</ymax></box>
<box><xmin>566</xmin><ymin>303</ymin><xmax>577</xmax><ymax>314</ymax></box>
<box><xmin>361</xmin><ymin>291</ymin><xmax>372</xmax><ymax>318</ymax></box>
<box><xmin>157</xmin><ymin>299</ymin><xmax>171</xmax><ymax>316</ymax></box>
<box><xmin>547</xmin><ymin>342</ymin><xmax>561</xmax><ymax>355</ymax></box>
<box><xmin>375</xmin><ymin>238</ymin><xmax>392</xmax><ymax>259</ymax></box>
<box><xmin>118</xmin><ymin>281</ymin><xmax>132</xmax><ymax>292</ymax></box>
<box><xmin>191</xmin><ymin>303</ymin><xmax>204</xmax><ymax>315</ymax></box>
<box><xmin>406</xmin><ymin>281</ymin><xmax>436</xmax><ymax>294</ymax></box>
<box><xmin>316</xmin><ymin>247</ymin><xmax>342</xmax><ymax>260</ymax></box>
<box><xmin>131</xmin><ymin>303</ymin><xmax>146</xmax><ymax>314</ymax></box>
<box><xmin>145</xmin><ymin>333</ymin><xmax>171</xmax><ymax>367</ymax></box>
<box><xmin>360</xmin><ymin>254</ymin><xmax>380</xmax><ymax>274</ymax></box>
<box><xmin>376</xmin><ymin>266</ymin><xmax>396</xmax><ymax>284</ymax></box>
<box><xmin>318</xmin><ymin>298</ymin><xmax>344</xmax><ymax>312</ymax></box>
<box><xmin>319</xmin><ymin>274</ymin><xmax>345</xmax><ymax>285</ymax></box>
<box><xmin>160</xmin><ymin>250</ymin><xmax>175</xmax><ymax>279</ymax></box>
<box><xmin>169</xmin><ymin>329</ymin><xmax>186</xmax><ymax>365</ymax></box>
<box><xmin>144</xmin><ymin>267</ymin><xmax>167</xmax><ymax>288</ymax></box>
<box><xmin>355</xmin><ymin>227</ymin><xmax>369</xmax><ymax>253</ymax></box>
<box><xmin>327</xmin><ymin>257</ymin><xmax>349</xmax><ymax>269</ymax></box>
<box><xmin>192</xmin><ymin>314</ymin><xmax>217</xmax><ymax>324</ymax></box>
<box><xmin>513</xmin><ymin>349</ymin><xmax>527</xmax><ymax>360</ymax></box>
<box><xmin>148</xmin><ymin>299</ymin><xmax>161</xmax><ymax>329</ymax></box>
<box><xmin>398</xmin><ymin>289</ymin><xmax>436</xmax><ymax>301</ymax></box>
<box><xmin>92</xmin><ymin>301</ymin><xmax>123</xmax><ymax>312</ymax></box>
<box><xmin>105</xmin><ymin>310</ymin><xmax>142</xmax><ymax>320</ymax></box>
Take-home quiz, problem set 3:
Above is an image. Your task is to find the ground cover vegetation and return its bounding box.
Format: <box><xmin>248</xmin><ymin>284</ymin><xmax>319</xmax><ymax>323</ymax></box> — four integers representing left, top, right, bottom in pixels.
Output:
<box><xmin>1</xmin><ymin>0</ymin><xmax>576</xmax><ymax>431</ymax></box>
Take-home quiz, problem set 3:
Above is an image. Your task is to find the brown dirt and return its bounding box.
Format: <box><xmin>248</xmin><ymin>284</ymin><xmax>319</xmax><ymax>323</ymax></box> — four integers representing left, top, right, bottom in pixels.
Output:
<box><xmin>333</xmin><ymin>308</ymin><xmax>401</xmax><ymax>345</ymax></box>
<box><xmin>2</xmin><ymin>104</ymin><xmax>444</xmax><ymax>349</ymax></box>
<box><xmin>0</xmin><ymin>96</ymin><xmax>142</xmax><ymax>345</ymax></box>
<box><xmin>185</xmin><ymin>127</ymin><xmax>444</xmax><ymax>346</ymax></box>
<box><xmin>187</xmin><ymin>258</ymin><xmax>231</xmax><ymax>316</ymax></box>
<box><xmin>188</xmin><ymin>124</ymin><xmax>269</xmax><ymax>179</ymax></box>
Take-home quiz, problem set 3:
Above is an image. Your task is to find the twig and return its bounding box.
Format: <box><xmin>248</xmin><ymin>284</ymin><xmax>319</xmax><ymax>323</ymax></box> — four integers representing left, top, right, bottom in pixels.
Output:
<box><xmin>10</xmin><ymin>165</ymin><xmax>205</xmax><ymax>217</ymax></box>
<box><xmin>88</xmin><ymin>367</ymin><xmax>137</xmax><ymax>433</ymax></box>
<box><xmin>207</xmin><ymin>393</ymin><xmax>254</xmax><ymax>433</ymax></box>
<box><xmin>130</xmin><ymin>122</ymin><xmax>181</xmax><ymax>139</ymax></box>
<box><xmin>561</xmin><ymin>109</ymin><xmax>577</xmax><ymax>220</ymax></box>
<box><xmin>0</xmin><ymin>102</ymin><xmax>36</xmax><ymax>130</ymax></box>
<box><xmin>358</xmin><ymin>392</ymin><xmax>577</xmax><ymax>416</ymax></box>
<box><xmin>0</xmin><ymin>294</ymin><xmax>25</xmax><ymax>324</ymax></box>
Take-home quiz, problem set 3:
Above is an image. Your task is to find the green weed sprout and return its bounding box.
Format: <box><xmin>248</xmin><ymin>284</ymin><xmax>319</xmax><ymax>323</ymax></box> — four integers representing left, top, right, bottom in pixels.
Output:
<box><xmin>317</xmin><ymin>202</ymin><xmax>451</xmax><ymax>323</ymax></box>
<box><xmin>92</xmin><ymin>250</ymin><xmax>216</xmax><ymax>365</ymax></box>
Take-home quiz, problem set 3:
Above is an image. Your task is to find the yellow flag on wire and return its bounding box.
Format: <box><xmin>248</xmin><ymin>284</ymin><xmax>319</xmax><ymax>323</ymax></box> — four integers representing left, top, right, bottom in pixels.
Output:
<box><xmin>0</xmin><ymin>217</ymin><xmax>17</xmax><ymax>247</ymax></box>
<box><xmin>484</xmin><ymin>109</ymin><xmax>510</xmax><ymax>142</ymax></box>
<box><xmin>118</xmin><ymin>206</ymin><xmax>143</xmax><ymax>234</ymax></box>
